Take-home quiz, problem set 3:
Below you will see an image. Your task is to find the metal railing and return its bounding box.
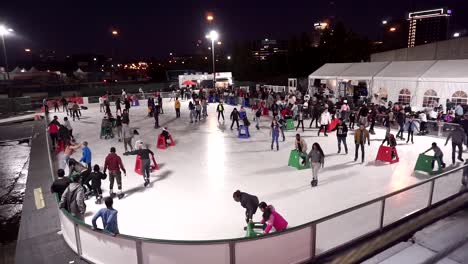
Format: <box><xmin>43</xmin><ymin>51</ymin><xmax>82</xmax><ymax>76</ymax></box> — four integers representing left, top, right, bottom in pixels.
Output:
<box><xmin>45</xmin><ymin>116</ymin><xmax>468</xmax><ymax>264</ymax></box>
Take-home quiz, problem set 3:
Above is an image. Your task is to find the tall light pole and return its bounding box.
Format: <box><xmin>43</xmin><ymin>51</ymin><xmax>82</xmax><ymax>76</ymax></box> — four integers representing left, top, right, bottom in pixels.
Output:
<box><xmin>206</xmin><ymin>30</ymin><xmax>218</xmax><ymax>89</ymax></box>
<box><xmin>111</xmin><ymin>29</ymin><xmax>119</xmax><ymax>82</ymax></box>
<box><xmin>0</xmin><ymin>25</ymin><xmax>13</xmax><ymax>80</ymax></box>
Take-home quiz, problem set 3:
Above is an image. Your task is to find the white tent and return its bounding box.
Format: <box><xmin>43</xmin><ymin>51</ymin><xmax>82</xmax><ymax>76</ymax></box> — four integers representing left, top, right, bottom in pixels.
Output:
<box><xmin>418</xmin><ymin>60</ymin><xmax>468</xmax><ymax>108</ymax></box>
<box><xmin>372</xmin><ymin>60</ymin><xmax>437</xmax><ymax>106</ymax></box>
<box><xmin>28</xmin><ymin>67</ymin><xmax>40</xmax><ymax>73</ymax></box>
<box><xmin>308</xmin><ymin>63</ymin><xmax>353</xmax><ymax>94</ymax></box>
<box><xmin>308</xmin><ymin>63</ymin><xmax>353</xmax><ymax>79</ymax></box>
<box><xmin>337</xmin><ymin>62</ymin><xmax>390</xmax><ymax>81</ymax></box>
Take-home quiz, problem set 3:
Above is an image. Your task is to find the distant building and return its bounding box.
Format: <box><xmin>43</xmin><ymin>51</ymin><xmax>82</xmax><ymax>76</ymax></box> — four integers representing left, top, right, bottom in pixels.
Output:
<box><xmin>382</xmin><ymin>19</ymin><xmax>409</xmax><ymax>51</ymax></box>
<box><xmin>311</xmin><ymin>22</ymin><xmax>329</xmax><ymax>47</ymax></box>
<box><xmin>251</xmin><ymin>39</ymin><xmax>287</xmax><ymax>61</ymax></box>
<box><xmin>408</xmin><ymin>8</ymin><xmax>451</xmax><ymax>47</ymax></box>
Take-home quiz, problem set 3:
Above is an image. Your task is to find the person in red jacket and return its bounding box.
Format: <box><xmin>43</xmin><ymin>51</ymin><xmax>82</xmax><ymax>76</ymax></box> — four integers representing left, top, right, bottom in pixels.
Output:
<box><xmin>103</xmin><ymin>147</ymin><xmax>126</xmax><ymax>199</ymax></box>
<box><xmin>48</xmin><ymin>116</ymin><xmax>60</xmax><ymax>149</ymax></box>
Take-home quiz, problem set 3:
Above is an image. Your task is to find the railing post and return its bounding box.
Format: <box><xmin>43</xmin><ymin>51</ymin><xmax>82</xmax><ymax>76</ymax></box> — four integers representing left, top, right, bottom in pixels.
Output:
<box><xmin>428</xmin><ymin>180</ymin><xmax>436</xmax><ymax>207</ymax></box>
<box><xmin>310</xmin><ymin>223</ymin><xmax>317</xmax><ymax>259</ymax></box>
<box><xmin>229</xmin><ymin>242</ymin><xmax>236</xmax><ymax>264</ymax></box>
<box><xmin>74</xmin><ymin>223</ymin><xmax>82</xmax><ymax>256</ymax></box>
<box><xmin>136</xmin><ymin>240</ymin><xmax>143</xmax><ymax>264</ymax></box>
<box><xmin>379</xmin><ymin>199</ymin><xmax>386</xmax><ymax>229</ymax></box>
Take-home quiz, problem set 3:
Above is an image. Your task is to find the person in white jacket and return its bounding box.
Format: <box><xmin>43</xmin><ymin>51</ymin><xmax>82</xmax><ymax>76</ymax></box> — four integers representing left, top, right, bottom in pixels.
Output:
<box><xmin>318</xmin><ymin>109</ymin><xmax>332</xmax><ymax>137</ymax></box>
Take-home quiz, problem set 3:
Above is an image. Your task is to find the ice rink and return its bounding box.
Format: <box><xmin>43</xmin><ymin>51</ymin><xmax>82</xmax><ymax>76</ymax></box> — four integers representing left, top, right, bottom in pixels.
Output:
<box><xmin>52</xmin><ymin>99</ymin><xmax>466</xmax><ymax>240</ymax></box>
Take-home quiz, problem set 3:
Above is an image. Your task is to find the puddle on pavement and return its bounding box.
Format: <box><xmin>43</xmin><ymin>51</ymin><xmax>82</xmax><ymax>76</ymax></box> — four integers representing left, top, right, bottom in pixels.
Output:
<box><xmin>0</xmin><ymin>141</ymin><xmax>30</xmax><ymax>243</ymax></box>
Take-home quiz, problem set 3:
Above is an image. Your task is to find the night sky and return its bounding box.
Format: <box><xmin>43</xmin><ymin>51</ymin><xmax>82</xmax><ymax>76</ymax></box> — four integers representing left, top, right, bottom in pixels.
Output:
<box><xmin>2</xmin><ymin>0</ymin><xmax>468</xmax><ymax>64</ymax></box>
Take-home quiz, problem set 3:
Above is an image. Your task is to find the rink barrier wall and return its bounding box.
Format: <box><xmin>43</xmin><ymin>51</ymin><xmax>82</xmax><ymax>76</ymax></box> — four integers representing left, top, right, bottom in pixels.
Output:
<box><xmin>44</xmin><ymin>116</ymin><xmax>468</xmax><ymax>264</ymax></box>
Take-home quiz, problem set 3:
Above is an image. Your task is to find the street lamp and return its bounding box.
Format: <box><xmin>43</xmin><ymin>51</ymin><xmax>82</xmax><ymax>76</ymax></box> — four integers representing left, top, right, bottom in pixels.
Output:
<box><xmin>206</xmin><ymin>14</ymin><xmax>214</xmax><ymax>22</ymax></box>
<box><xmin>205</xmin><ymin>30</ymin><xmax>219</xmax><ymax>89</ymax></box>
<box><xmin>0</xmin><ymin>25</ymin><xmax>13</xmax><ymax>80</ymax></box>
<box><xmin>453</xmin><ymin>32</ymin><xmax>460</xmax><ymax>38</ymax></box>
<box><xmin>112</xmin><ymin>30</ymin><xmax>118</xmax><ymax>36</ymax></box>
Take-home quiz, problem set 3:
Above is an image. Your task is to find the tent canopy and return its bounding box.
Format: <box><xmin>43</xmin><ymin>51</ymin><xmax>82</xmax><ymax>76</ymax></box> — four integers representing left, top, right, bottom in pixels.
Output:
<box><xmin>374</xmin><ymin>60</ymin><xmax>437</xmax><ymax>81</ymax></box>
<box><xmin>337</xmin><ymin>62</ymin><xmax>390</xmax><ymax>81</ymax></box>
<box><xmin>419</xmin><ymin>59</ymin><xmax>468</xmax><ymax>82</ymax></box>
<box><xmin>308</xmin><ymin>63</ymin><xmax>353</xmax><ymax>80</ymax></box>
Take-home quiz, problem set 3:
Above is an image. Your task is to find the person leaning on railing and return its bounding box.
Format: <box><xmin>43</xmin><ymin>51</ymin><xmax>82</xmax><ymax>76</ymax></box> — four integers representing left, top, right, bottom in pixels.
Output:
<box><xmin>92</xmin><ymin>197</ymin><xmax>119</xmax><ymax>236</ymax></box>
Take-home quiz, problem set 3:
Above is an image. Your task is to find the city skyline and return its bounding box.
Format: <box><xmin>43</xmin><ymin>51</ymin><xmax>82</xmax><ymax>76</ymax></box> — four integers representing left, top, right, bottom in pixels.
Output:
<box><xmin>2</xmin><ymin>0</ymin><xmax>468</xmax><ymax>64</ymax></box>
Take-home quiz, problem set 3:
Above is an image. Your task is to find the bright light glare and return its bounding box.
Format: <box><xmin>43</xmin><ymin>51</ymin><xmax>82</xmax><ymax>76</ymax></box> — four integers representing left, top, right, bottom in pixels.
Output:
<box><xmin>0</xmin><ymin>25</ymin><xmax>13</xmax><ymax>35</ymax></box>
<box><xmin>112</xmin><ymin>30</ymin><xmax>118</xmax><ymax>35</ymax></box>
<box><xmin>382</xmin><ymin>20</ymin><xmax>388</xmax><ymax>25</ymax></box>
<box><xmin>227</xmin><ymin>56</ymin><xmax>231</xmax><ymax>60</ymax></box>
<box><xmin>206</xmin><ymin>30</ymin><xmax>219</xmax><ymax>41</ymax></box>
<box><xmin>25</xmin><ymin>48</ymin><xmax>31</xmax><ymax>52</ymax></box>
<box><xmin>453</xmin><ymin>32</ymin><xmax>460</xmax><ymax>38</ymax></box>
<box><xmin>217</xmin><ymin>41</ymin><xmax>222</xmax><ymax>45</ymax></box>
<box><xmin>206</xmin><ymin>15</ymin><xmax>214</xmax><ymax>21</ymax></box>
<box><xmin>389</xmin><ymin>27</ymin><xmax>396</xmax><ymax>32</ymax></box>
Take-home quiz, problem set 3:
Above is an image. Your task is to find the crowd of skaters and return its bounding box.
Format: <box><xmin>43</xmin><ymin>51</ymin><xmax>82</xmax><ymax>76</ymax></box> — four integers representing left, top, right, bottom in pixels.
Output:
<box><xmin>46</xmin><ymin>85</ymin><xmax>468</xmax><ymax>236</ymax></box>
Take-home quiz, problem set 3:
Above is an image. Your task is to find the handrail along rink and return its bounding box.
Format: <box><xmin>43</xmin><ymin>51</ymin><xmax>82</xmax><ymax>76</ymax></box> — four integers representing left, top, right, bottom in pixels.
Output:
<box><xmin>45</xmin><ymin>115</ymin><xmax>468</xmax><ymax>264</ymax></box>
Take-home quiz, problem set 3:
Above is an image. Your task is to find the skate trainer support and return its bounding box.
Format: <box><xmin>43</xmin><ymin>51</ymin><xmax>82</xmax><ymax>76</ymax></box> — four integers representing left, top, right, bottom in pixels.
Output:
<box><xmin>45</xmin><ymin>116</ymin><xmax>468</xmax><ymax>264</ymax></box>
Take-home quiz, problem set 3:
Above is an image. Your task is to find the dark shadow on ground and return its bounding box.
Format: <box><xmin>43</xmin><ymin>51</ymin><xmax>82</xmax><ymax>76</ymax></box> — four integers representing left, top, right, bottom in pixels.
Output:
<box><xmin>123</xmin><ymin>170</ymin><xmax>172</xmax><ymax>198</ymax></box>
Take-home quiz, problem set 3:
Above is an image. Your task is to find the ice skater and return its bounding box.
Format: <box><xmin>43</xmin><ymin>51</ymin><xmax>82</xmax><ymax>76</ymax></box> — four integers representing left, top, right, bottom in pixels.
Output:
<box><xmin>334</xmin><ymin>119</ymin><xmax>348</xmax><ymax>154</ymax></box>
<box><xmin>395</xmin><ymin>110</ymin><xmax>406</xmax><ymax>140</ymax></box>
<box><xmin>233</xmin><ymin>190</ymin><xmax>259</xmax><ymax>223</ymax></box>
<box><xmin>89</xmin><ymin>164</ymin><xmax>107</xmax><ymax>204</ymax></box>
<box><xmin>296</xmin><ymin>110</ymin><xmax>304</xmax><ymax>132</ymax></box>
<box><xmin>318</xmin><ymin>108</ymin><xmax>331</xmax><ymax>137</ymax></box>
<box><xmin>50</xmin><ymin>169</ymin><xmax>71</xmax><ymax>201</ymax></box>
<box><xmin>308</xmin><ymin>143</ymin><xmax>325</xmax><ymax>187</ymax></box>
<box><xmin>230</xmin><ymin>108</ymin><xmax>240</xmax><ymax>130</ymax></box>
<box><xmin>405</xmin><ymin>116</ymin><xmax>418</xmax><ymax>144</ymax></box>
<box><xmin>174</xmin><ymin>97</ymin><xmax>181</xmax><ymax>118</ymax></box>
<box><xmin>189</xmin><ymin>100</ymin><xmax>195</xmax><ymax>123</ymax></box>
<box><xmin>104</xmin><ymin>147</ymin><xmax>127</xmax><ymax>199</ymax></box>
<box><xmin>445</xmin><ymin>126</ymin><xmax>466</xmax><ymax>164</ymax></box>
<box><xmin>354</xmin><ymin>124</ymin><xmax>370</xmax><ymax>163</ymax></box>
<box><xmin>422</xmin><ymin>142</ymin><xmax>446</xmax><ymax>170</ymax></box>
<box><xmin>382</xmin><ymin>131</ymin><xmax>398</xmax><ymax>160</ymax></box>
<box><xmin>254</xmin><ymin>108</ymin><xmax>262</xmax><ymax>130</ymax></box>
<box><xmin>217</xmin><ymin>101</ymin><xmax>225</xmax><ymax>121</ymax></box>
<box><xmin>154</xmin><ymin>104</ymin><xmax>160</xmax><ymax>128</ymax></box>
<box><xmin>195</xmin><ymin>100</ymin><xmax>202</xmax><ymax>121</ymax></box>
<box><xmin>295</xmin><ymin>134</ymin><xmax>308</xmax><ymax>165</ymax></box>
<box><xmin>258</xmin><ymin>202</ymin><xmax>288</xmax><ymax>234</ymax></box>
<box><xmin>270</xmin><ymin>119</ymin><xmax>281</xmax><ymax>151</ymax></box>
<box><xmin>124</xmin><ymin>142</ymin><xmax>155</xmax><ymax>187</ymax></box>
<box><xmin>160</xmin><ymin>127</ymin><xmax>172</xmax><ymax>147</ymax></box>
<box><xmin>92</xmin><ymin>197</ymin><xmax>119</xmax><ymax>235</ymax></box>
<box><xmin>79</xmin><ymin>141</ymin><xmax>92</xmax><ymax>169</ymax></box>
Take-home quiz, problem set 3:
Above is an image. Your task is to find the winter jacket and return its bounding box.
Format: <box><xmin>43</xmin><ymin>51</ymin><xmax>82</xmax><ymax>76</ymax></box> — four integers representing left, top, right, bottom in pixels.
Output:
<box><xmin>175</xmin><ymin>100</ymin><xmax>181</xmax><ymax>109</ymax></box>
<box><xmin>239</xmin><ymin>192</ymin><xmax>259</xmax><ymax>219</ymax></box>
<box><xmin>446</xmin><ymin>127</ymin><xmax>466</xmax><ymax>145</ymax></box>
<box><xmin>231</xmin><ymin>110</ymin><xmax>239</xmax><ymax>120</ymax></box>
<box><xmin>382</xmin><ymin>134</ymin><xmax>397</xmax><ymax>147</ymax></box>
<box><xmin>396</xmin><ymin>112</ymin><xmax>406</xmax><ymax>124</ymax></box>
<box><xmin>354</xmin><ymin>128</ymin><xmax>370</xmax><ymax>144</ymax></box>
<box><xmin>335</xmin><ymin>123</ymin><xmax>348</xmax><ymax>137</ymax></box>
<box><xmin>64</xmin><ymin>120</ymin><xmax>73</xmax><ymax>130</ymax></box>
<box><xmin>295</xmin><ymin>138</ymin><xmax>308</xmax><ymax>153</ymax></box>
<box><xmin>404</xmin><ymin>121</ymin><xmax>419</xmax><ymax>132</ymax></box>
<box><xmin>50</xmin><ymin>177</ymin><xmax>71</xmax><ymax>200</ymax></box>
<box><xmin>358</xmin><ymin>106</ymin><xmax>369</xmax><ymax>117</ymax></box>
<box><xmin>460</xmin><ymin>119</ymin><xmax>468</xmax><ymax>133</ymax></box>
<box><xmin>320</xmin><ymin>111</ymin><xmax>331</xmax><ymax>125</ymax></box>
<box><xmin>48</xmin><ymin>123</ymin><xmax>59</xmax><ymax>134</ymax></box>
<box><xmin>59</xmin><ymin>182</ymin><xmax>86</xmax><ymax>220</ymax></box>
<box><xmin>89</xmin><ymin>171</ymin><xmax>107</xmax><ymax>189</ymax></box>
<box><xmin>122</xmin><ymin>125</ymin><xmax>133</xmax><ymax>139</ymax></box>
<box><xmin>308</xmin><ymin>149</ymin><xmax>324</xmax><ymax>164</ymax></box>
<box><xmin>261</xmin><ymin>205</ymin><xmax>288</xmax><ymax>234</ymax></box>
<box><xmin>104</xmin><ymin>153</ymin><xmax>126</xmax><ymax>173</ymax></box>
<box><xmin>58</xmin><ymin>126</ymin><xmax>70</xmax><ymax>141</ymax></box>
<box><xmin>217</xmin><ymin>104</ymin><xmax>224</xmax><ymax>112</ymax></box>
<box><xmin>80</xmin><ymin>146</ymin><xmax>92</xmax><ymax>164</ymax></box>
<box><xmin>189</xmin><ymin>101</ymin><xmax>195</xmax><ymax>110</ymax></box>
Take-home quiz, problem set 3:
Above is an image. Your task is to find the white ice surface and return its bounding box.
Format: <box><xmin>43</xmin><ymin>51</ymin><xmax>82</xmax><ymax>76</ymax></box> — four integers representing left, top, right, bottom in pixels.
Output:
<box><xmin>51</xmin><ymin>99</ymin><xmax>466</xmax><ymax>241</ymax></box>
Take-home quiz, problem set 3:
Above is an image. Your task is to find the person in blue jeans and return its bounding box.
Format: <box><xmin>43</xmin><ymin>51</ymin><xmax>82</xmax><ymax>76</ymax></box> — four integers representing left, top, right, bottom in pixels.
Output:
<box><xmin>92</xmin><ymin>197</ymin><xmax>119</xmax><ymax>235</ymax></box>
<box><xmin>80</xmin><ymin>141</ymin><xmax>92</xmax><ymax>169</ymax></box>
<box><xmin>270</xmin><ymin>120</ymin><xmax>281</xmax><ymax>151</ymax></box>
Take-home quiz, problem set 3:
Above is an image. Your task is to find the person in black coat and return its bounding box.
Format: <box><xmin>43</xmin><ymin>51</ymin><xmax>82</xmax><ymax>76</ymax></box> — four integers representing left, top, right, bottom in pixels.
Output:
<box><xmin>230</xmin><ymin>108</ymin><xmax>240</xmax><ymax>130</ymax></box>
<box><xmin>233</xmin><ymin>190</ymin><xmax>259</xmax><ymax>223</ymax></box>
<box><xmin>89</xmin><ymin>164</ymin><xmax>107</xmax><ymax>203</ymax></box>
<box><xmin>50</xmin><ymin>169</ymin><xmax>71</xmax><ymax>201</ymax></box>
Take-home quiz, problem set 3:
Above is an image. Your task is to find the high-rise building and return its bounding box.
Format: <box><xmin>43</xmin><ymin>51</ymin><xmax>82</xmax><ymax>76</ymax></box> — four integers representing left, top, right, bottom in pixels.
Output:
<box><xmin>251</xmin><ymin>39</ymin><xmax>287</xmax><ymax>61</ymax></box>
<box><xmin>311</xmin><ymin>22</ymin><xmax>329</xmax><ymax>47</ymax></box>
<box><xmin>408</xmin><ymin>8</ymin><xmax>451</xmax><ymax>47</ymax></box>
